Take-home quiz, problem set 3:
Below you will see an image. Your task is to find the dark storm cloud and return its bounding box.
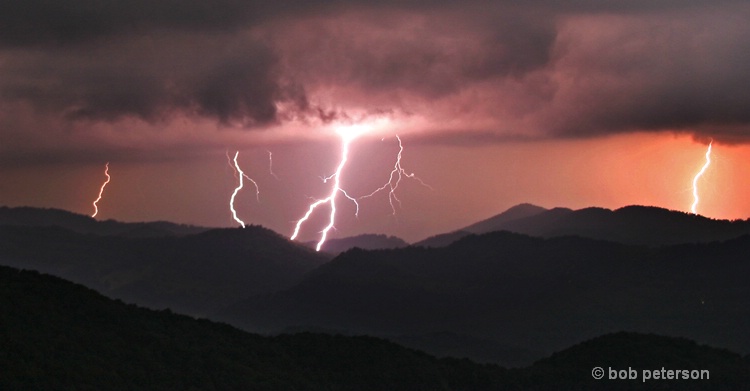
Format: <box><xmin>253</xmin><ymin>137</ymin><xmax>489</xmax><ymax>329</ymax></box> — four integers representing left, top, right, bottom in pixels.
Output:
<box><xmin>272</xmin><ymin>8</ymin><xmax>558</xmax><ymax>102</ymax></box>
<box><xmin>0</xmin><ymin>0</ymin><xmax>707</xmax><ymax>47</ymax></box>
<box><xmin>0</xmin><ymin>0</ymin><xmax>266</xmax><ymax>47</ymax></box>
<box><xmin>0</xmin><ymin>0</ymin><xmax>560</xmax><ymax>126</ymax></box>
<box><xmin>0</xmin><ymin>34</ymin><xmax>308</xmax><ymax>125</ymax></box>
<box><xmin>1</xmin><ymin>0</ymin><xmax>750</xmax><ymax>143</ymax></box>
<box><xmin>538</xmin><ymin>8</ymin><xmax>750</xmax><ymax>142</ymax></box>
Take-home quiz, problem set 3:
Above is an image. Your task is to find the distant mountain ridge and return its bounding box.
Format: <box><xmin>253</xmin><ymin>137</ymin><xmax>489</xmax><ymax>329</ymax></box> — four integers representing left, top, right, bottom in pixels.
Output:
<box><xmin>218</xmin><ymin>230</ymin><xmax>750</xmax><ymax>366</ymax></box>
<box><xmin>0</xmin><ymin>223</ymin><xmax>329</xmax><ymax>316</ymax></box>
<box><xmin>0</xmin><ymin>265</ymin><xmax>507</xmax><ymax>390</ymax></box>
<box><xmin>5</xmin><ymin>204</ymin><xmax>750</xmax><ymax>368</ymax></box>
<box><xmin>309</xmin><ymin>234</ymin><xmax>409</xmax><ymax>255</ymax></box>
<box><xmin>2</xmin><ymin>264</ymin><xmax>748</xmax><ymax>390</ymax></box>
<box><xmin>0</xmin><ymin>206</ymin><xmax>209</xmax><ymax>237</ymax></box>
<box><xmin>463</xmin><ymin>203</ymin><xmax>549</xmax><ymax>233</ymax></box>
<box><xmin>416</xmin><ymin>203</ymin><xmax>750</xmax><ymax>247</ymax></box>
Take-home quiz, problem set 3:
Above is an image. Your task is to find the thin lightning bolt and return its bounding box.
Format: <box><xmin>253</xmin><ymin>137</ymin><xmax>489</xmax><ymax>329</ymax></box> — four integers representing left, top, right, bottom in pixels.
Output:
<box><xmin>691</xmin><ymin>140</ymin><xmax>713</xmax><ymax>215</ymax></box>
<box><xmin>360</xmin><ymin>135</ymin><xmax>433</xmax><ymax>215</ymax></box>
<box><xmin>268</xmin><ymin>150</ymin><xmax>280</xmax><ymax>180</ymax></box>
<box><xmin>291</xmin><ymin>131</ymin><xmax>361</xmax><ymax>251</ymax></box>
<box><xmin>227</xmin><ymin>151</ymin><xmax>260</xmax><ymax>228</ymax></box>
<box><xmin>91</xmin><ymin>162</ymin><xmax>111</xmax><ymax>218</ymax></box>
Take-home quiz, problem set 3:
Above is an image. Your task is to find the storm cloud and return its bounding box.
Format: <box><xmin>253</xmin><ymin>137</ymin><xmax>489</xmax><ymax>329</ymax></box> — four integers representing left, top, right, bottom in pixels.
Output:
<box><xmin>2</xmin><ymin>0</ymin><xmax>750</xmax><ymax>160</ymax></box>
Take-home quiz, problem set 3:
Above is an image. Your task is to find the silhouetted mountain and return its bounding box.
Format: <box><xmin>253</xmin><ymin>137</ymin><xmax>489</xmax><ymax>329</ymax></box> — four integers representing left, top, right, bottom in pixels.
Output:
<box><xmin>464</xmin><ymin>203</ymin><xmax>549</xmax><ymax>234</ymax></box>
<box><xmin>523</xmin><ymin>331</ymin><xmax>750</xmax><ymax>390</ymax></box>
<box><xmin>3</xmin><ymin>265</ymin><xmax>747</xmax><ymax>390</ymax></box>
<box><xmin>217</xmin><ymin>231</ymin><xmax>750</xmax><ymax>366</ymax></box>
<box><xmin>417</xmin><ymin>204</ymin><xmax>750</xmax><ymax>247</ymax></box>
<box><xmin>415</xmin><ymin>203</ymin><xmax>548</xmax><ymax>247</ymax></box>
<box><xmin>0</xmin><ymin>206</ymin><xmax>208</xmax><ymax>237</ymax></box>
<box><xmin>0</xmin><ymin>224</ymin><xmax>329</xmax><ymax>316</ymax></box>
<box><xmin>413</xmin><ymin>230</ymin><xmax>471</xmax><ymax>248</ymax></box>
<box><xmin>310</xmin><ymin>234</ymin><xmax>408</xmax><ymax>255</ymax></box>
<box><xmin>0</xmin><ymin>265</ymin><xmax>509</xmax><ymax>390</ymax></box>
<box><xmin>390</xmin><ymin>332</ymin><xmax>541</xmax><ymax>368</ymax></box>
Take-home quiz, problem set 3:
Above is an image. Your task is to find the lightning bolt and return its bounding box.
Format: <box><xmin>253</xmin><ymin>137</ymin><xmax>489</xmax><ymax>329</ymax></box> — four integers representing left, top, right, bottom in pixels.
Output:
<box><xmin>227</xmin><ymin>151</ymin><xmax>260</xmax><ymax>228</ymax></box>
<box><xmin>291</xmin><ymin>129</ymin><xmax>430</xmax><ymax>251</ymax></box>
<box><xmin>268</xmin><ymin>150</ymin><xmax>280</xmax><ymax>180</ymax></box>
<box><xmin>360</xmin><ymin>135</ymin><xmax>433</xmax><ymax>215</ymax></box>
<box><xmin>91</xmin><ymin>162</ymin><xmax>111</xmax><ymax>218</ymax></box>
<box><xmin>691</xmin><ymin>140</ymin><xmax>713</xmax><ymax>215</ymax></box>
<box><xmin>291</xmin><ymin>130</ymin><xmax>361</xmax><ymax>251</ymax></box>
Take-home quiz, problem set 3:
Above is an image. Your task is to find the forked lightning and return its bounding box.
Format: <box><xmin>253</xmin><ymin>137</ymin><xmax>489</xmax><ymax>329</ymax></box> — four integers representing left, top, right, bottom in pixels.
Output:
<box><xmin>361</xmin><ymin>135</ymin><xmax>432</xmax><ymax>215</ymax></box>
<box><xmin>291</xmin><ymin>129</ymin><xmax>428</xmax><ymax>251</ymax></box>
<box><xmin>228</xmin><ymin>151</ymin><xmax>260</xmax><ymax>228</ymax></box>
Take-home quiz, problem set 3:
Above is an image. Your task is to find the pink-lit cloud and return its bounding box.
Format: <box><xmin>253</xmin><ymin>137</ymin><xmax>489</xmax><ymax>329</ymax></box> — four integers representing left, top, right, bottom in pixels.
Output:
<box><xmin>2</xmin><ymin>1</ymin><xmax>750</xmax><ymax>163</ymax></box>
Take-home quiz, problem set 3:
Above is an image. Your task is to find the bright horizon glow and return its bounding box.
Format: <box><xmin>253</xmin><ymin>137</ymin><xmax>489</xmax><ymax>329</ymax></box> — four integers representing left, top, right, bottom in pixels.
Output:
<box><xmin>9</xmin><ymin>133</ymin><xmax>750</xmax><ymax>244</ymax></box>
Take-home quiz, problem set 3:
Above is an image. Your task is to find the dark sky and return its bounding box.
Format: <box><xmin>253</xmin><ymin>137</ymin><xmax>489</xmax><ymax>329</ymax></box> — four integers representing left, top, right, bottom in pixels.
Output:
<box><xmin>2</xmin><ymin>1</ymin><xmax>750</xmax><ymax>242</ymax></box>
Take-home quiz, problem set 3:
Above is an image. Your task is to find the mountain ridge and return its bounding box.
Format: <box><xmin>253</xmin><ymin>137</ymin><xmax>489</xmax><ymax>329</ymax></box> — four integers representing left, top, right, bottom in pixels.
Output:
<box><xmin>3</xmin><ymin>264</ymin><xmax>748</xmax><ymax>389</ymax></box>
<box><xmin>306</xmin><ymin>233</ymin><xmax>409</xmax><ymax>255</ymax></box>
<box><xmin>218</xmin><ymin>230</ymin><xmax>750</xmax><ymax>366</ymax></box>
<box><xmin>416</xmin><ymin>203</ymin><xmax>750</xmax><ymax>247</ymax></box>
<box><xmin>0</xmin><ymin>205</ymin><xmax>210</xmax><ymax>237</ymax></box>
<box><xmin>0</xmin><ymin>223</ymin><xmax>329</xmax><ymax>316</ymax></box>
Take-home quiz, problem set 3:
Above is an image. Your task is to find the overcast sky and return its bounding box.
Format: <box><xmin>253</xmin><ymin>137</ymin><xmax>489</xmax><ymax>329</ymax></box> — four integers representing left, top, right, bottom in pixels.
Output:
<box><xmin>2</xmin><ymin>0</ymin><xmax>750</xmax><ymax>242</ymax></box>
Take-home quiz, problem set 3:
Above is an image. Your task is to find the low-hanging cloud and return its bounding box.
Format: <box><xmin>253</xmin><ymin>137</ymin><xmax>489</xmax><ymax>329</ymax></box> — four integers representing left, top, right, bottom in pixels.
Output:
<box><xmin>2</xmin><ymin>0</ymin><xmax>750</xmax><ymax>162</ymax></box>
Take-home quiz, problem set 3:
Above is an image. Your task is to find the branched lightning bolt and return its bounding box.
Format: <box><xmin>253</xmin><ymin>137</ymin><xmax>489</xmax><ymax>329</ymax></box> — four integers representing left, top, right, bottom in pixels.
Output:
<box><xmin>91</xmin><ymin>162</ymin><xmax>111</xmax><ymax>218</ymax></box>
<box><xmin>227</xmin><ymin>151</ymin><xmax>260</xmax><ymax>228</ymax></box>
<box><xmin>691</xmin><ymin>140</ymin><xmax>713</xmax><ymax>215</ymax></box>
<box><xmin>360</xmin><ymin>135</ymin><xmax>433</xmax><ymax>215</ymax></box>
<box><xmin>291</xmin><ymin>132</ymin><xmax>360</xmax><ymax>251</ymax></box>
<box><xmin>291</xmin><ymin>132</ymin><xmax>430</xmax><ymax>251</ymax></box>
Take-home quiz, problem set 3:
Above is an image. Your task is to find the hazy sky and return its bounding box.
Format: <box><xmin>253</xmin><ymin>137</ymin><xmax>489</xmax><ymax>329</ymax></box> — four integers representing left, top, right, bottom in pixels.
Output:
<box><xmin>2</xmin><ymin>0</ymin><xmax>750</xmax><ymax>242</ymax></box>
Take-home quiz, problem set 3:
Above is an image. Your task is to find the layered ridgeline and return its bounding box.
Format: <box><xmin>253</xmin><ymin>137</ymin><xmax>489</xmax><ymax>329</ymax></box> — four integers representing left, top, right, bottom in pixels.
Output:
<box><xmin>311</xmin><ymin>234</ymin><xmax>409</xmax><ymax>255</ymax></box>
<box><xmin>2</xmin><ymin>265</ymin><xmax>748</xmax><ymax>390</ymax></box>
<box><xmin>416</xmin><ymin>203</ymin><xmax>750</xmax><ymax>247</ymax></box>
<box><xmin>218</xmin><ymin>231</ymin><xmax>750</xmax><ymax>367</ymax></box>
<box><xmin>0</xmin><ymin>222</ymin><xmax>328</xmax><ymax>317</ymax></box>
<box><xmin>3</xmin><ymin>205</ymin><xmax>750</xmax><ymax>368</ymax></box>
<box><xmin>0</xmin><ymin>206</ymin><xmax>209</xmax><ymax>237</ymax></box>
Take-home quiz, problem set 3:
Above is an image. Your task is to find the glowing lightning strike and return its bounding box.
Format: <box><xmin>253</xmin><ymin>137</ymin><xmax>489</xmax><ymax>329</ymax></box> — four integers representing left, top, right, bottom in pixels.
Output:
<box><xmin>227</xmin><ymin>151</ymin><xmax>260</xmax><ymax>228</ymax></box>
<box><xmin>268</xmin><ymin>150</ymin><xmax>280</xmax><ymax>180</ymax></box>
<box><xmin>91</xmin><ymin>162</ymin><xmax>111</xmax><ymax>218</ymax></box>
<box><xmin>691</xmin><ymin>140</ymin><xmax>713</xmax><ymax>215</ymax></box>
<box><xmin>291</xmin><ymin>129</ymin><xmax>430</xmax><ymax>251</ymax></box>
<box><xmin>291</xmin><ymin>131</ymin><xmax>361</xmax><ymax>251</ymax></box>
<box><xmin>360</xmin><ymin>135</ymin><xmax>433</xmax><ymax>215</ymax></box>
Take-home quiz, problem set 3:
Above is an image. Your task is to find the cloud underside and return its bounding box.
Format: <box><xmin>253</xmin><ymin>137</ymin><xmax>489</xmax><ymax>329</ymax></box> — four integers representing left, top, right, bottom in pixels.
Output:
<box><xmin>2</xmin><ymin>0</ymin><xmax>750</xmax><ymax>154</ymax></box>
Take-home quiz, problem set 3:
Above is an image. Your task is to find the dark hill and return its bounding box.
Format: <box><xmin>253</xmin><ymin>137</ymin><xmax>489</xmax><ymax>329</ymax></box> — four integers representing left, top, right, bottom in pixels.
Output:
<box><xmin>416</xmin><ymin>204</ymin><xmax>750</xmax><ymax>247</ymax></box>
<box><xmin>0</xmin><ymin>224</ymin><xmax>329</xmax><ymax>316</ymax></box>
<box><xmin>218</xmin><ymin>231</ymin><xmax>750</xmax><ymax>366</ymax></box>
<box><xmin>2</xmin><ymin>265</ymin><xmax>748</xmax><ymax>390</ymax></box>
<box><xmin>311</xmin><ymin>233</ymin><xmax>409</xmax><ymax>255</ymax></box>
<box><xmin>413</xmin><ymin>230</ymin><xmax>471</xmax><ymax>248</ymax></box>
<box><xmin>524</xmin><ymin>332</ymin><xmax>750</xmax><ymax>390</ymax></box>
<box><xmin>463</xmin><ymin>203</ymin><xmax>549</xmax><ymax>234</ymax></box>
<box><xmin>0</xmin><ymin>206</ymin><xmax>208</xmax><ymax>237</ymax></box>
<box><xmin>0</xmin><ymin>265</ymin><xmax>508</xmax><ymax>390</ymax></box>
<box><xmin>415</xmin><ymin>203</ymin><xmax>549</xmax><ymax>248</ymax></box>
